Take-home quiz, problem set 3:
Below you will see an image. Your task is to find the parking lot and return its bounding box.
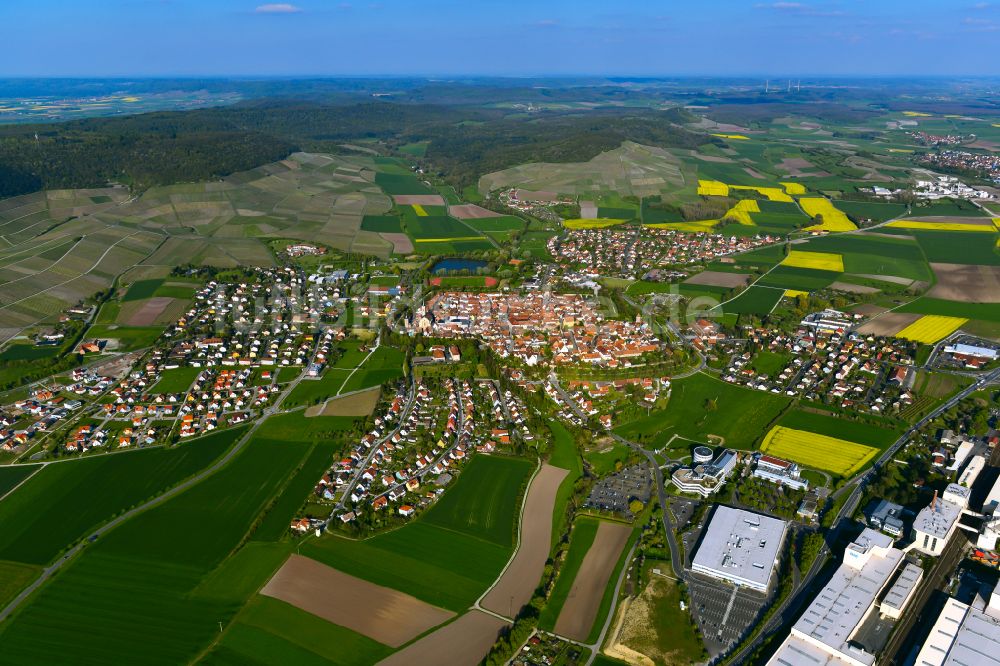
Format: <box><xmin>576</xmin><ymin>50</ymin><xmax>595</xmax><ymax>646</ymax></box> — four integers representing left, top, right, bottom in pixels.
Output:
<box><xmin>687</xmin><ymin>573</ymin><xmax>769</xmax><ymax>656</ymax></box>
<box><xmin>584</xmin><ymin>464</ymin><xmax>653</xmax><ymax>517</ymax></box>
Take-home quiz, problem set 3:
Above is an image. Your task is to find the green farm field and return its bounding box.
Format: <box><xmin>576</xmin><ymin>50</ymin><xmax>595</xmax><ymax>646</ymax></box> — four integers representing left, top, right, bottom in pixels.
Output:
<box><xmin>615</xmin><ymin>372</ymin><xmax>790</xmax><ymax>450</ymax></box>
<box><xmin>898</xmin><ymin>298</ymin><xmax>1000</xmax><ymax>323</ymax></box>
<box><xmin>714</xmin><ymin>285</ymin><xmax>784</xmax><ymax>315</ymax></box>
<box><xmin>799</xmin><ymin>233</ymin><xmax>932</xmax><ymax>281</ymax></box>
<box><xmin>421</xmin><ymin>454</ymin><xmax>531</xmax><ymax>547</ymax></box>
<box><xmin>0</xmin><ymin>431</ymin><xmax>313</xmax><ymax>665</ymax></box>
<box><xmin>0</xmin><ymin>428</ymin><xmax>242</xmax><ymax>566</ymax></box>
<box><xmin>0</xmin><ymin>464</ymin><xmax>39</xmax><ymax>497</ymax></box>
<box><xmin>301</xmin><ymin>455</ymin><xmax>534</xmax><ymax>611</ymax></box>
<box><xmin>539</xmin><ymin>516</ymin><xmax>600</xmax><ymax>631</ymax></box>
<box><xmin>777</xmin><ymin>409</ymin><xmax>900</xmax><ymax>448</ymax></box>
<box><xmin>201</xmin><ymin>596</ymin><xmax>392</xmax><ymax>666</ymax></box>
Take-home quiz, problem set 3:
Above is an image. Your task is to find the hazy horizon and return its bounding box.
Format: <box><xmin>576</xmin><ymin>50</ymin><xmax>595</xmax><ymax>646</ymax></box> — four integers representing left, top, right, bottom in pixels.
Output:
<box><xmin>3</xmin><ymin>0</ymin><xmax>998</xmax><ymax>78</ymax></box>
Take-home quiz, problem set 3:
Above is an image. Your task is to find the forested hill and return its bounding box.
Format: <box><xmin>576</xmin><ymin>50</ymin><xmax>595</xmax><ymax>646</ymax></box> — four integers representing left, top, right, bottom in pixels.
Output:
<box><xmin>0</xmin><ymin>99</ymin><xmax>709</xmax><ymax>197</ymax></box>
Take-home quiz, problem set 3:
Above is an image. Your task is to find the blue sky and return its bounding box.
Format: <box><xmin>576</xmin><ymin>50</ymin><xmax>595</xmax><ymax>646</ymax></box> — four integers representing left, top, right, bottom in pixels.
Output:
<box><xmin>2</xmin><ymin>0</ymin><xmax>998</xmax><ymax>77</ymax></box>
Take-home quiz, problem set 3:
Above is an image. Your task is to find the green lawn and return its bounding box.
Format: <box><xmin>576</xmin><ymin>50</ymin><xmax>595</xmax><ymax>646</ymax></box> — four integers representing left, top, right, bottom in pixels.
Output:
<box><xmin>150</xmin><ymin>366</ymin><xmax>201</xmax><ymax>394</ymax></box>
<box><xmin>0</xmin><ymin>429</ymin><xmax>243</xmax><ymax>565</ymax></box>
<box><xmin>85</xmin><ymin>325</ymin><xmax>164</xmax><ymax>351</ymax></box>
<box><xmin>301</xmin><ymin>455</ymin><xmax>534</xmax><ymax>612</ymax></box>
<box><xmin>615</xmin><ymin>372</ymin><xmax>790</xmax><ymax>450</ymax></box>
<box><xmin>282</xmin><ymin>369</ymin><xmax>351</xmax><ymax>408</ymax></box>
<box><xmin>339</xmin><ymin>347</ymin><xmax>405</xmax><ymax>394</ymax></box>
<box><xmin>750</xmin><ymin>350</ymin><xmax>792</xmax><ymax>376</ymax></box>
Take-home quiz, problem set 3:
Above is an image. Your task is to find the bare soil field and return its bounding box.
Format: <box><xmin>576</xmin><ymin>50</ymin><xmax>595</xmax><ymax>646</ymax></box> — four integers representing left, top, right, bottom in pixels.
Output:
<box><xmin>830</xmin><ymin>281</ymin><xmax>880</xmax><ymax>294</ymax></box>
<box><xmin>305</xmin><ymin>387</ymin><xmax>381</xmax><ymax>417</ymax></box>
<box><xmin>516</xmin><ymin>189</ymin><xmax>560</xmax><ymax>202</ymax></box>
<box><xmin>857</xmin><ymin>312</ymin><xmax>921</xmax><ymax>336</ymax></box>
<box><xmin>778</xmin><ymin>157</ymin><xmax>830</xmax><ymax>178</ymax></box>
<box><xmin>379</xmin><ymin>232</ymin><xmax>414</xmax><ymax>254</ymax></box>
<box><xmin>851</xmin><ymin>304</ymin><xmax>889</xmax><ymax>317</ymax></box>
<box><xmin>125</xmin><ymin>297</ymin><xmax>174</xmax><ymax>326</ymax></box>
<box><xmin>391</xmin><ymin>194</ymin><xmax>445</xmax><ymax>206</ymax></box>
<box><xmin>376</xmin><ymin>610</ymin><xmax>509</xmax><ymax>666</ymax></box>
<box><xmin>448</xmin><ymin>204</ymin><xmax>502</xmax><ymax>219</ymax></box>
<box><xmin>928</xmin><ymin>263</ymin><xmax>1000</xmax><ymax>302</ymax></box>
<box><xmin>580</xmin><ymin>201</ymin><xmax>598</xmax><ymax>219</ymax></box>
<box><xmin>261</xmin><ymin>554</ymin><xmax>454</xmax><ymax>648</ymax></box>
<box><xmin>553</xmin><ymin>521</ymin><xmax>632</xmax><ymax>641</ymax></box>
<box><xmin>743</xmin><ymin>167</ymin><xmax>766</xmax><ymax>179</ymax></box>
<box><xmin>852</xmin><ymin>273</ymin><xmax>914</xmax><ymax>286</ymax></box>
<box><xmin>481</xmin><ymin>464</ymin><xmax>569</xmax><ymax>617</ymax></box>
<box><xmin>684</xmin><ymin>271</ymin><xmax>750</xmax><ymax>289</ymax></box>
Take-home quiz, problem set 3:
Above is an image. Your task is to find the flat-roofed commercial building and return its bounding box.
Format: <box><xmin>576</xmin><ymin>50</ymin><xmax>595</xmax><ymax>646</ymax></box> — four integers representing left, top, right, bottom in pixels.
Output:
<box><xmin>880</xmin><ymin>561</ymin><xmax>923</xmax><ymax>620</ymax></box>
<box><xmin>767</xmin><ymin>529</ymin><xmax>905</xmax><ymax>666</ymax></box>
<box><xmin>914</xmin><ymin>581</ymin><xmax>1000</xmax><ymax>666</ymax></box>
<box><xmin>691</xmin><ymin>506</ymin><xmax>788</xmax><ymax>593</ymax></box>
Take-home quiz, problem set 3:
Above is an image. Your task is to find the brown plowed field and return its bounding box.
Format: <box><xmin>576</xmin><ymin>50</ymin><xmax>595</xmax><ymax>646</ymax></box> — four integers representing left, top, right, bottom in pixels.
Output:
<box><xmin>449</xmin><ymin>204</ymin><xmax>502</xmax><ymax>219</ymax></box>
<box><xmin>684</xmin><ymin>271</ymin><xmax>750</xmax><ymax>289</ymax></box>
<box><xmin>379</xmin><ymin>232</ymin><xmax>414</xmax><ymax>254</ymax></box>
<box><xmin>260</xmin><ymin>554</ymin><xmax>454</xmax><ymax>648</ymax></box>
<box><xmin>392</xmin><ymin>194</ymin><xmax>445</xmax><ymax>206</ymax></box>
<box><xmin>376</xmin><ymin>610</ymin><xmax>509</xmax><ymax>666</ymax></box>
<box><xmin>553</xmin><ymin>521</ymin><xmax>632</xmax><ymax>641</ymax></box>
<box><xmin>928</xmin><ymin>263</ymin><xmax>1000</xmax><ymax>303</ymax></box>
<box><xmin>126</xmin><ymin>297</ymin><xmax>174</xmax><ymax>326</ymax></box>
<box><xmin>481</xmin><ymin>464</ymin><xmax>568</xmax><ymax>617</ymax></box>
<box><xmin>856</xmin><ymin>312</ymin><xmax>921</xmax><ymax>337</ymax></box>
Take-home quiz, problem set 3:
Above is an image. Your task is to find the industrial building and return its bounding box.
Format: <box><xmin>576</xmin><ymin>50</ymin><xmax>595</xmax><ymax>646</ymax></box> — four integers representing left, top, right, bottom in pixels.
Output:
<box><xmin>691</xmin><ymin>506</ymin><xmax>787</xmax><ymax>593</ymax></box>
<box><xmin>670</xmin><ymin>449</ymin><xmax>738</xmax><ymax>498</ymax></box>
<box><xmin>914</xmin><ymin>581</ymin><xmax>1000</xmax><ymax>666</ymax></box>
<box><xmin>753</xmin><ymin>454</ymin><xmax>809</xmax><ymax>491</ymax></box>
<box><xmin>912</xmin><ymin>484</ymin><xmax>971</xmax><ymax>556</ymax></box>
<box><xmin>767</xmin><ymin>529</ymin><xmax>905</xmax><ymax>666</ymax></box>
<box><xmin>880</xmin><ymin>562</ymin><xmax>923</xmax><ymax>621</ymax></box>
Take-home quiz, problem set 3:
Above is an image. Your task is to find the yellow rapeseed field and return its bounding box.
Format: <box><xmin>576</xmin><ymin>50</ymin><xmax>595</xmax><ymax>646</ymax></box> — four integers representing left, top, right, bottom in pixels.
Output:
<box><xmin>711</xmin><ymin>133</ymin><xmax>750</xmax><ymax>140</ymax></box>
<box><xmin>894</xmin><ymin>315</ymin><xmax>967</xmax><ymax>344</ymax></box>
<box><xmin>697</xmin><ymin>180</ymin><xmax>730</xmax><ymax>197</ymax></box>
<box><xmin>784</xmin><ymin>289</ymin><xmax>809</xmax><ymax>298</ymax></box>
<box><xmin>563</xmin><ymin>218</ymin><xmax>628</xmax><ymax>230</ymax></box>
<box><xmin>780</xmin><ymin>182</ymin><xmax>806</xmax><ymax>195</ymax></box>
<box><xmin>782</xmin><ymin>250</ymin><xmax>845</xmax><ymax>272</ymax></box>
<box><xmin>412</xmin><ymin>204</ymin><xmax>428</xmax><ymax>216</ymax></box>
<box><xmin>724</xmin><ymin>199</ymin><xmax>759</xmax><ymax>226</ymax></box>
<box><xmin>760</xmin><ymin>426</ymin><xmax>878</xmax><ymax>476</ymax></box>
<box><xmin>902</xmin><ymin>111</ymin><xmax>932</xmax><ymax>117</ymax></box>
<box><xmin>884</xmin><ymin>220</ymin><xmax>995</xmax><ymax>232</ymax></box>
<box><xmin>800</xmin><ymin>198</ymin><xmax>856</xmax><ymax>232</ymax></box>
<box><xmin>729</xmin><ymin>185</ymin><xmax>794</xmax><ymax>203</ymax></box>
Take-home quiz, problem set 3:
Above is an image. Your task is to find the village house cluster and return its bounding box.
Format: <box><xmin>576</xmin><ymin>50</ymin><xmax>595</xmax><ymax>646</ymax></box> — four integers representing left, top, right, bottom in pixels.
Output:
<box><xmin>310</xmin><ymin>376</ymin><xmax>521</xmax><ymax>528</ymax></box>
<box><xmin>548</xmin><ymin>377</ymin><xmax>670</xmax><ymax>429</ymax></box>
<box><xmin>410</xmin><ymin>291</ymin><xmax>662</xmax><ymax>368</ymax></box>
<box><xmin>547</xmin><ymin>228</ymin><xmax>779</xmax><ymax>276</ymax></box>
<box><xmin>716</xmin><ymin>310</ymin><xmax>918</xmax><ymax>415</ymax></box>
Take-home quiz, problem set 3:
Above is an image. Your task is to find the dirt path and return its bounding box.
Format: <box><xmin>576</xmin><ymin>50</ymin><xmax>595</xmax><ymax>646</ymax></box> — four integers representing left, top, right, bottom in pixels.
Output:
<box><xmin>553</xmin><ymin>521</ymin><xmax>632</xmax><ymax>642</ymax></box>
<box><xmin>481</xmin><ymin>464</ymin><xmax>568</xmax><ymax>617</ymax></box>
<box><xmin>376</xmin><ymin>610</ymin><xmax>509</xmax><ymax>666</ymax></box>
<box><xmin>261</xmin><ymin>554</ymin><xmax>454</xmax><ymax>648</ymax></box>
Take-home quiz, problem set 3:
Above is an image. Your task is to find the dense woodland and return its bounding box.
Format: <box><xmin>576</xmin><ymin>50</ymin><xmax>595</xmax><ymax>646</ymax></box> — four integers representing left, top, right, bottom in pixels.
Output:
<box><xmin>0</xmin><ymin>99</ymin><xmax>705</xmax><ymax>197</ymax></box>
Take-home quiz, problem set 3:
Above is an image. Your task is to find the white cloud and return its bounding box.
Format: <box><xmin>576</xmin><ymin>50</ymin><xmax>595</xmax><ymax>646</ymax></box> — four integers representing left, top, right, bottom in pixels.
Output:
<box><xmin>255</xmin><ymin>3</ymin><xmax>302</xmax><ymax>13</ymax></box>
